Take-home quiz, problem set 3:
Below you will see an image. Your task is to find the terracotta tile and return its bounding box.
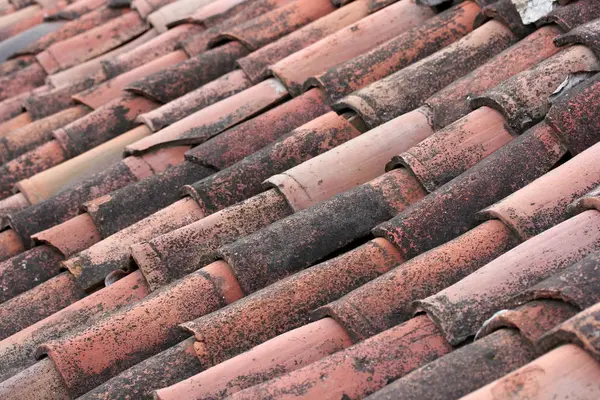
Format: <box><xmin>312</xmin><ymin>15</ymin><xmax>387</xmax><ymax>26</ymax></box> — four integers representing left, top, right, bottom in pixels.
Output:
<box><xmin>545</xmin><ymin>72</ymin><xmax>600</xmax><ymax>155</ymax></box>
<box><xmin>335</xmin><ymin>20</ymin><xmax>518</xmax><ymax>128</ymax></box>
<box><xmin>24</xmin><ymin>80</ymin><xmax>94</xmax><ymax>119</ymax></box>
<box><xmin>147</xmin><ymin>0</ymin><xmax>211</xmax><ymax>33</ymax></box>
<box><xmin>475</xmin><ymin>0</ymin><xmax>533</xmax><ymax>38</ymax></box>
<box><xmin>49</xmin><ymin>0</ymin><xmax>107</xmax><ymax>20</ymax></box>
<box><xmin>0</xmin><ymin>3</ymin><xmax>65</xmax><ymax>43</ymax></box>
<box><xmin>0</xmin><ymin>139</ymin><xmax>67</xmax><ymax>200</ymax></box>
<box><xmin>131</xmin><ymin>0</ymin><xmax>173</xmax><ymax>18</ymax></box>
<box><xmin>271</xmin><ymin>0</ymin><xmax>435</xmax><ymax>96</ymax></box>
<box><xmin>73</xmin><ymin>50</ymin><xmax>189</xmax><ymax>109</ymax></box>
<box><xmin>230</xmin><ymin>315</ymin><xmax>451</xmax><ymax>400</ymax></box>
<box><xmin>538</xmin><ymin>301</ymin><xmax>600</xmax><ymax>361</ymax></box>
<box><xmin>157</xmin><ymin>319</ymin><xmax>353</xmax><ymax>400</ymax></box>
<box><xmin>372</xmin><ymin>122</ymin><xmax>567</xmax><ymax>259</ymax></box>
<box><xmin>0</xmin><ymin>61</ymin><xmax>46</xmax><ymax>102</ymax></box>
<box><xmin>0</xmin><ymin>0</ymin><xmax>14</xmax><ymax>15</ymax></box>
<box><xmin>131</xmin><ymin>189</ymin><xmax>290</xmax><ymax>291</ymax></box>
<box><xmin>459</xmin><ymin>344</ymin><xmax>600</xmax><ymax>400</ymax></box>
<box><xmin>125</xmin><ymin>78</ymin><xmax>288</xmax><ymax>155</ymax></box>
<box><xmin>64</xmin><ymin>196</ymin><xmax>204</xmax><ymax>290</ymax></box>
<box><xmin>139</xmin><ymin>69</ymin><xmax>252</xmax><ymax>132</ymax></box>
<box><xmin>311</xmin><ymin>1</ymin><xmax>481</xmax><ymax>102</ymax></box>
<box><xmin>425</xmin><ymin>25</ymin><xmax>561</xmax><ymax>130</ymax></box>
<box><xmin>53</xmin><ymin>94</ymin><xmax>158</xmax><ymax>159</ymax></box>
<box><xmin>0</xmin><ymin>271</ymin><xmax>85</xmax><ymax>340</ymax></box>
<box><xmin>391</xmin><ymin>106</ymin><xmax>513</xmax><ymax>192</ymax></box>
<box><xmin>0</xmin><ymin>91</ymin><xmax>31</xmax><ymax>125</ymax></box>
<box><xmin>16</xmin><ymin>124</ymin><xmax>151</xmax><ymax>206</ymax></box>
<box><xmin>0</xmin><ymin>5</ymin><xmax>40</xmax><ymax>32</ymax></box>
<box><xmin>81</xmin><ymin>337</ymin><xmax>203</xmax><ymax>400</ymax></box>
<box><xmin>102</xmin><ymin>23</ymin><xmax>202</xmax><ymax>78</ymax></box>
<box><xmin>184</xmin><ymin>93</ymin><xmax>338</xmax><ymax>214</ymax></box>
<box><xmin>182</xmin><ymin>239</ymin><xmax>401</xmax><ymax>368</ymax></box>
<box><xmin>0</xmin><ymin>270</ymin><xmax>149</xmax><ymax>383</ymax></box>
<box><xmin>18</xmin><ymin>6</ymin><xmax>128</xmax><ymax>55</ymax></box>
<box><xmin>5</xmin><ymin>137</ymin><xmax>154</xmax><ymax>248</ymax></box>
<box><xmin>266</xmin><ymin>108</ymin><xmax>433</xmax><ymax>213</ymax></box>
<box><xmin>45</xmin><ymin>27</ymin><xmax>158</xmax><ymax>89</ymax></box>
<box><xmin>476</xmin><ymin>300</ymin><xmax>580</xmax><ymax>344</ymax></box>
<box><xmin>237</xmin><ymin>0</ymin><xmax>370</xmax><ymax>84</ymax></box>
<box><xmin>125</xmin><ymin>41</ymin><xmax>248</xmax><ymax>103</ymax></box>
<box><xmin>187</xmin><ymin>0</ymin><xmax>292</xmax><ymax>28</ymax></box>
<box><xmin>367</xmin><ymin>329</ymin><xmax>536</xmax><ymax>400</ymax></box>
<box><xmin>471</xmin><ymin>45</ymin><xmax>600</xmax><ymax>133</ymax></box>
<box><xmin>0</xmin><ymin>244</ymin><xmax>64</xmax><ymax>303</ymax></box>
<box><xmin>556</xmin><ymin>17</ymin><xmax>600</xmax><ymax>60</ymax></box>
<box><xmin>0</xmin><ymin>357</ymin><xmax>69</xmax><ymax>400</ymax></box>
<box><xmin>314</xmin><ymin>220</ymin><xmax>519</xmax><ymax>342</ymax></box>
<box><xmin>220</xmin><ymin>169</ymin><xmax>426</xmax><ymax>295</ymax></box>
<box><xmin>0</xmin><ymin>192</ymin><xmax>29</xmax><ymax>216</ymax></box>
<box><xmin>416</xmin><ymin>209</ymin><xmax>600</xmax><ymax>345</ymax></box>
<box><xmin>0</xmin><ymin>228</ymin><xmax>25</xmax><ymax>262</ymax></box>
<box><xmin>83</xmin><ymin>157</ymin><xmax>212</xmax><ymax>238</ymax></box>
<box><xmin>32</xmin><ymin>213</ymin><xmax>101</xmax><ymax>257</ymax></box>
<box><xmin>481</xmin><ymin>142</ymin><xmax>600</xmax><ymax>240</ymax></box>
<box><xmin>39</xmin><ymin>260</ymin><xmax>243</xmax><ymax>397</ymax></box>
<box><xmin>0</xmin><ymin>111</ymin><xmax>31</xmax><ymax>137</ymax></box>
<box><xmin>35</xmin><ymin>11</ymin><xmax>149</xmax><ymax>74</ymax></box>
<box><xmin>0</xmin><ymin>105</ymin><xmax>88</xmax><ymax>164</ymax></box>
<box><xmin>538</xmin><ymin>0</ymin><xmax>600</xmax><ymax>32</ymax></box>
<box><xmin>210</xmin><ymin>0</ymin><xmax>334</xmax><ymax>53</ymax></box>
<box><xmin>570</xmin><ymin>185</ymin><xmax>600</xmax><ymax>215</ymax></box>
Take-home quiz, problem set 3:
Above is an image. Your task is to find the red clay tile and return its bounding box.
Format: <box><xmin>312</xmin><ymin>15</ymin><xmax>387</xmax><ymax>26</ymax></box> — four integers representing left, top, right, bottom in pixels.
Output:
<box><xmin>372</xmin><ymin>122</ymin><xmax>567</xmax><ymax>260</ymax></box>
<box><xmin>0</xmin><ymin>357</ymin><xmax>69</xmax><ymax>400</ymax></box>
<box><xmin>570</xmin><ymin>185</ymin><xmax>600</xmax><ymax>215</ymax></box>
<box><xmin>186</xmin><ymin>0</ymin><xmax>292</xmax><ymax>28</ymax></box>
<box><xmin>366</xmin><ymin>329</ymin><xmax>537</xmax><ymax>400</ymax></box>
<box><xmin>425</xmin><ymin>24</ymin><xmax>561</xmax><ymax>130</ymax></box>
<box><xmin>476</xmin><ymin>0</ymin><xmax>533</xmax><ymax>38</ymax></box>
<box><xmin>38</xmin><ymin>260</ymin><xmax>243</xmax><ymax>397</ymax></box>
<box><xmin>538</xmin><ymin>301</ymin><xmax>600</xmax><ymax>360</ymax></box>
<box><xmin>237</xmin><ymin>0</ymin><xmax>370</xmax><ymax>84</ymax></box>
<box><xmin>460</xmin><ymin>344</ymin><xmax>600</xmax><ymax>400</ymax></box>
<box><xmin>72</xmin><ymin>50</ymin><xmax>188</xmax><ymax>109</ymax></box>
<box><xmin>416</xmin><ymin>209</ymin><xmax>600</xmax><ymax>345</ymax></box>
<box><xmin>125</xmin><ymin>78</ymin><xmax>288</xmax><ymax>155</ymax></box>
<box><xmin>157</xmin><ymin>318</ymin><xmax>353</xmax><ymax>400</ymax></box>
<box><xmin>0</xmin><ymin>61</ymin><xmax>45</xmax><ymax>101</ymax></box>
<box><xmin>0</xmin><ymin>271</ymin><xmax>85</xmax><ymax>340</ymax></box>
<box><xmin>391</xmin><ymin>106</ymin><xmax>513</xmax><ymax>192</ymax></box>
<box><xmin>0</xmin><ymin>139</ymin><xmax>68</xmax><ymax>200</ymax></box>
<box><xmin>101</xmin><ymin>24</ymin><xmax>201</xmax><ymax>78</ymax></box>
<box><xmin>209</xmin><ymin>0</ymin><xmax>335</xmax><ymax>52</ymax></box>
<box><xmin>185</xmin><ymin>103</ymin><xmax>351</xmax><ymax>215</ymax></box>
<box><xmin>53</xmin><ymin>94</ymin><xmax>158</xmax><ymax>159</ymax></box>
<box><xmin>45</xmin><ymin>27</ymin><xmax>158</xmax><ymax>89</ymax></box>
<box><xmin>0</xmin><ymin>105</ymin><xmax>88</xmax><ymax>164</ymax></box>
<box><xmin>335</xmin><ymin>20</ymin><xmax>518</xmax><ymax>128</ymax></box>
<box><xmin>0</xmin><ymin>91</ymin><xmax>31</xmax><ymax>124</ymax></box>
<box><xmin>545</xmin><ymin>72</ymin><xmax>600</xmax><ymax>155</ymax></box>
<box><xmin>266</xmin><ymin>108</ymin><xmax>433</xmax><ymax>213</ymax></box>
<box><xmin>146</xmin><ymin>0</ymin><xmax>210</xmax><ymax>33</ymax></box>
<box><xmin>0</xmin><ymin>2</ymin><xmax>66</xmax><ymax>43</ymax></box>
<box><xmin>23</xmin><ymin>81</ymin><xmax>94</xmax><ymax>120</ymax></box>
<box><xmin>0</xmin><ymin>228</ymin><xmax>24</xmax><ymax>262</ymax></box>
<box><xmin>18</xmin><ymin>6</ymin><xmax>128</xmax><ymax>55</ymax></box>
<box><xmin>138</xmin><ymin>69</ymin><xmax>252</xmax><ymax>132</ymax></box>
<box><xmin>82</xmin><ymin>157</ymin><xmax>212</xmax><ymax>238</ymax></box>
<box><xmin>481</xmin><ymin>142</ymin><xmax>600</xmax><ymax>240</ymax></box>
<box><xmin>314</xmin><ymin>220</ymin><xmax>519</xmax><ymax>342</ymax></box>
<box><xmin>220</xmin><ymin>169</ymin><xmax>426</xmax><ymax>295</ymax></box>
<box><xmin>125</xmin><ymin>41</ymin><xmax>249</xmax><ymax>103</ymax></box>
<box><xmin>33</xmin><ymin>213</ymin><xmax>101</xmax><ymax>257</ymax></box>
<box><xmin>0</xmin><ymin>4</ymin><xmax>40</xmax><ymax>32</ymax></box>
<box><xmin>35</xmin><ymin>11</ymin><xmax>148</xmax><ymax>74</ymax></box>
<box><xmin>537</xmin><ymin>0</ymin><xmax>600</xmax><ymax>32</ymax></box>
<box><xmin>310</xmin><ymin>1</ymin><xmax>481</xmax><ymax>102</ymax></box>
<box><xmin>230</xmin><ymin>315</ymin><xmax>451</xmax><ymax>400</ymax></box>
<box><xmin>0</xmin><ymin>111</ymin><xmax>31</xmax><ymax>136</ymax></box>
<box><xmin>132</xmin><ymin>189</ymin><xmax>291</xmax><ymax>291</ymax></box>
<box><xmin>271</xmin><ymin>0</ymin><xmax>435</xmax><ymax>96</ymax></box>
<box><xmin>182</xmin><ymin>239</ymin><xmax>401</xmax><ymax>363</ymax></box>
<box><xmin>0</xmin><ymin>192</ymin><xmax>28</xmax><ymax>217</ymax></box>
<box><xmin>49</xmin><ymin>0</ymin><xmax>107</xmax><ymax>20</ymax></box>
<box><xmin>0</xmin><ymin>243</ymin><xmax>65</xmax><ymax>303</ymax></box>
<box><xmin>471</xmin><ymin>45</ymin><xmax>600</xmax><ymax>133</ymax></box>
<box><xmin>0</xmin><ymin>270</ymin><xmax>149</xmax><ymax>382</ymax></box>
<box><xmin>81</xmin><ymin>337</ymin><xmax>204</xmax><ymax>400</ymax></box>
<box><xmin>556</xmin><ymin>17</ymin><xmax>600</xmax><ymax>60</ymax></box>
<box><xmin>184</xmin><ymin>87</ymin><xmax>330</xmax><ymax>186</ymax></box>
<box><xmin>63</xmin><ymin>196</ymin><xmax>203</xmax><ymax>290</ymax></box>
<box><xmin>131</xmin><ymin>0</ymin><xmax>172</xmax><ymax>18</ymax></box>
